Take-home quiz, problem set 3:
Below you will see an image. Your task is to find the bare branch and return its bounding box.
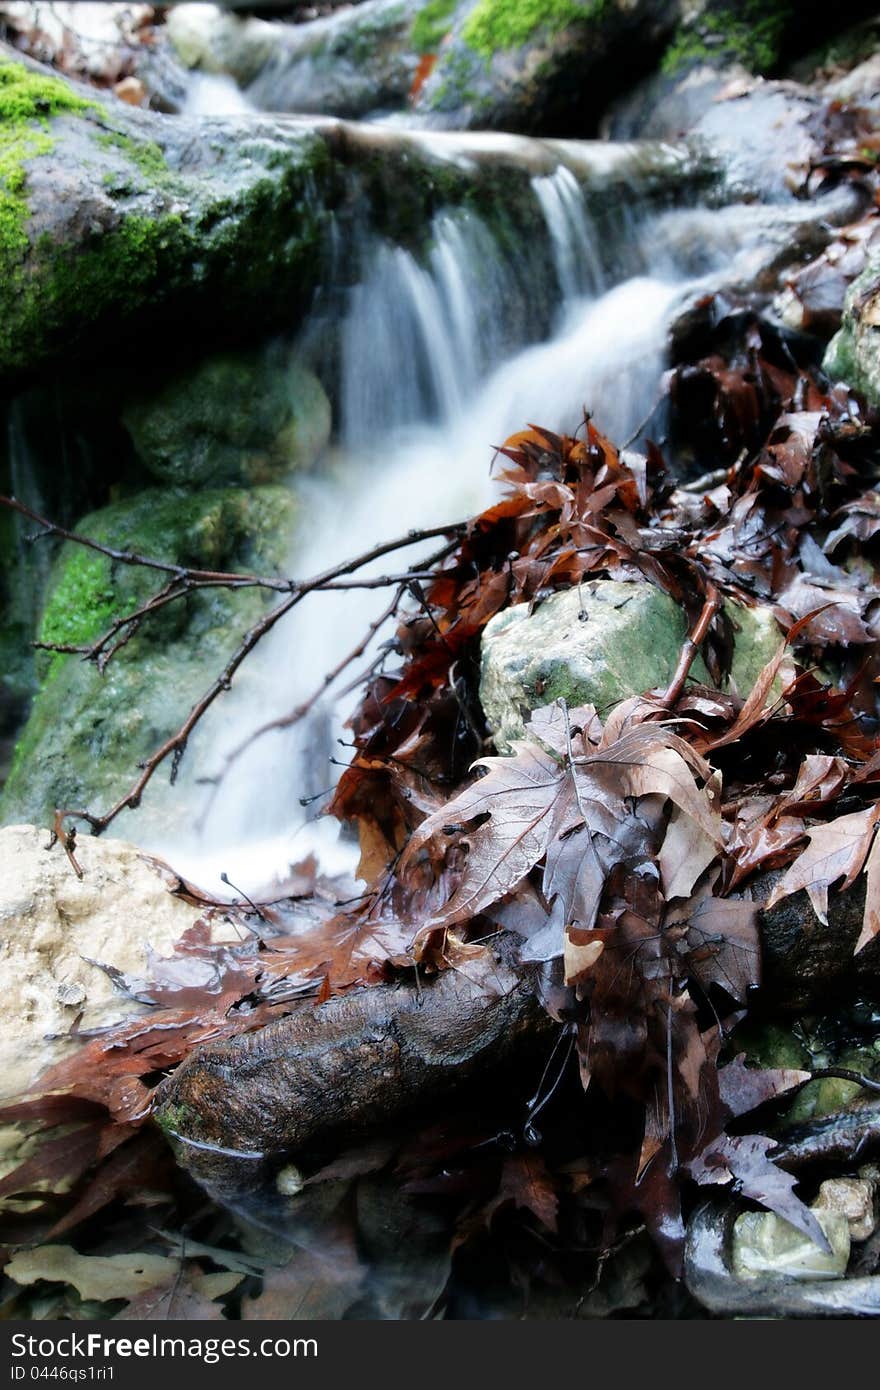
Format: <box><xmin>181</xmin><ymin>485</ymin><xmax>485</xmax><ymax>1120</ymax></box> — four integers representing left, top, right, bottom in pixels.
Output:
<box><xmin>4</xmin><ymin>490</ymin><xmax>469</xmax><ymax>864</ymax></box>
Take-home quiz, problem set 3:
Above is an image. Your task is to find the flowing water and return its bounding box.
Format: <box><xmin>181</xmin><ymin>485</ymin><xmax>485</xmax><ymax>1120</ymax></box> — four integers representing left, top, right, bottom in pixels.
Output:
<box><xmin>139</xmin><ymin>171</ymin><xmax>837</xmax><ymax>895</ymax></box>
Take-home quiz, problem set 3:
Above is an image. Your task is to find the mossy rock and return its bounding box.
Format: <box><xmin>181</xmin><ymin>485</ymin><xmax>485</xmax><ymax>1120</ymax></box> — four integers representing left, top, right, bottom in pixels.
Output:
<box><xmin>479</xmin><ymin>580</ymin><xmax>781</xmax><ymax>752</ymax></box>
<box><xmin>413</xmin><ymin>0</ymin><xmax>675</xmax><ymax>133</ymax></box>
<box><xmin>0</xmin><ymin>484</ymin><xmax>297</xmax><ymax>832</ymax></box>
<box><xmin>122</xmin><ymin>348</ymin><xmax>331</xmax><ymax>487</ymax></box>
<box><xmin>824</xmin><ymin>254</ymin><xmax>880</xmax><ymax>407</ymax></box>
<box><xmin>0</xmin><ymin>46</ymin><xmax>704</xmax><ymax>384</ymax></box>
<box><xmin>661</xmin><ymin>1</ymin><xmax>794</xmax><ymax>79</ymax></box>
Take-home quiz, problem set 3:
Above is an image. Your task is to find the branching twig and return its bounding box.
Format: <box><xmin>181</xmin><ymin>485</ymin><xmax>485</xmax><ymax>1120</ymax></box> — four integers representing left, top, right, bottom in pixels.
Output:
<box><xmin>0</xmin><ymin>493</ymin><xmax>469</xmax><ymax>875</ymax></box>
<box><xmin>195</xmin><ymin>586</ymin><xmax>408</xmax><ymax>830</ymax></box>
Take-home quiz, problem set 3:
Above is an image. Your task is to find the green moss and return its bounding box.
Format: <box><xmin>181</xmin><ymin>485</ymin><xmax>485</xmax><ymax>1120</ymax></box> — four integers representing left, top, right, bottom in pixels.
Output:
<box><xmin>95</xmin><ymin>129</ymin><xmax>170</xmax><ymax>183</ymax></box>
<box><xmin>37</xmin><ymin>548</ymin><xmax>116</xmax><ymax>681</ymax></box>
<box><xmin>661</xmin><ymin>1</ymin><xmax>793</xmax><ymax>77</ymax></box>
<box><xmin>1</xmin><ymin>153</ymin><xmax>326</xmax><ymax>373</ymax></box>
<box><xmin>1</xmin><ymin>485</ymin><xmax>299</xmax><ymax>828</ymax></box>
<box><xmin>412</xmin><ymin>0</ymin><xmax>458</xmax><ymax>54</ymax></box>
<box><xmin>462</xmin><ymin>0</ymin><xmax>600</xmax><ymax>58</ymax></box>
<box><xmin>0</xmin><ymin>57</ymin><xmax>97</xmax><ymax>263</ymax></box>
<box><xmin>153</xmin><ymin>1101</ymin><xmax>195</xmax><ymax>1136</ymax></box>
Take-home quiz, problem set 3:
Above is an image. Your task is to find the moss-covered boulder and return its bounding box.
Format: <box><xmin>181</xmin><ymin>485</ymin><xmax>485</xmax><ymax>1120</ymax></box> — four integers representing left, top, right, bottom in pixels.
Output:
<box><xmin>0</xmin><ymin>485</ymin><xmax>297</xmax><ymax>831</ymax></box>
<box><xmin>0</xmin><ymin>46</ymin><xmax>703</xmax><ymax>386</ymax></box>
<box><xmin>479</xmin><ymin>580</ymin><xmax>780</xmax><ymax>751</ymax></box>
<box><xmin>824</xmin><ymin>255</ymin><xmax>880</xmax><ymax>407</ymax></box>
<box><xmin>122</xmin><ymin>348</ymin><xmax>331</xmax><ymax>487</ymax></box>
<box><xmin>412</xmin><ymin>0</ymin><xmax>676</xmax><ymax>133</ymax></box>
<box><xmin>0</xmin><ymin>47</ymin><xmax>339</xmax><ymax>384</ymax></box>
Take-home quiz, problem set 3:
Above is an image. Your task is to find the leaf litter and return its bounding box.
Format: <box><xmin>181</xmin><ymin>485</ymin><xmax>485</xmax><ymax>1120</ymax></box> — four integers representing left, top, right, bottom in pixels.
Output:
<box><xmin>6</xmin><ymin>107</ymin><xmax>880</xmax><ymax>1316</ymax></box>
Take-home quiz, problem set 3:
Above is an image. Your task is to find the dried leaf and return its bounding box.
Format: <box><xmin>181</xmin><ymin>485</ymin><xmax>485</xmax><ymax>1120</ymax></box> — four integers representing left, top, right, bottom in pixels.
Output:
<box><xmin>766</xmin><ymin>806</ymin><xmax>877</xmax><ymax>924</ymax></box>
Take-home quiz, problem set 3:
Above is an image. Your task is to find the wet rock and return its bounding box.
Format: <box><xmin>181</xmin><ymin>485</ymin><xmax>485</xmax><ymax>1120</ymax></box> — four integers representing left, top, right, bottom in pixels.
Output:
<box><xmin>243</xmin><ymin>0</ymin><xmax>429</xmax><ymax>121</ymax></box>
<box><xmin>757</xmin><ymin>873</ymin><xmax>880</xmax><ymax>1010</ymax></box>
<box><xmin>479</xmin><ymin>579</ymin><xmax>780</xmax><ymax>752</ymax></box>
<box><xmin>166</xmin><ymin>3</ymin><xmax>275</xmax><ymax>88</ymax></box>
<box><xmin>413</xmin><ymin>0</ymin><xmax>675</xmax><ymax>134</ymax></box>
<box><xmin>166</xmin><ymin>0</ymin><xmax>434</xmax><ymax>120</ymax></box>
<box><xmin>686</xmin><ymin>1199</ymin><xmax>880</xmax><ymax>1315</ymax></box>
<box><xmin>824</xmin><ymin>254</ymin><xmax>880</xmax><ymax>407</ymax></box>
<box><xmin>0</xmin><ymin>825</ymin><xmax>220</xmax><ymax>1098</ymax></box>
<box><xmin>814</xmin><ymin>1176</ymin><xmax>877</xmax><ymax>1242</ymax></box>
<box><xmin>0</xmin><ymin>484</ymin><xmax>297</xmax><ymax>832</ymax></box>
<box><xmin>602</xmin><ymin>61</ymin><xmax>749</xmax><ymax>141</ymax></box>
<box><xmin>122</xmin><ymin>347</ymin><xmax>331</xmax><ymax>487</ymax></box>
<box><xmin>692</xmin><ymin>82</ymin><xmax>824</xmax><ymax>201</ymax></box>
<box><xmin>731</xmin><ymin>1208</ymin><xmax>851</xmax><ymax>1281</ymax></box>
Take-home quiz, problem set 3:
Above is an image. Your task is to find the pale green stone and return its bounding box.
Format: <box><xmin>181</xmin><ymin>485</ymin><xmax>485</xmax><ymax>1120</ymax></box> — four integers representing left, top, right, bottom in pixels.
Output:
<box><xmin>732</xmin><ymin>1209</ymin><xmax>850</xmax><ymax>1281</ymax></box>
<box><xmin>479</xmin><ymin>580</ymin><xmax>780</xmax><ymax>751</ymax></box>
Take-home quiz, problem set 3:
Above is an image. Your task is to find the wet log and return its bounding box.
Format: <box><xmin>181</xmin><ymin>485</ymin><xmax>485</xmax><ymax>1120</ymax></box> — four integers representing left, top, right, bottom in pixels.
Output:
<box><xmin>154</xmin><ymin>873</ymin><xmax>880</xmax><ymax>1189</ymax></box>
<box><xmin>154</xmin><ymin>935</ymin><xmax>554</xmax><ymax>1191</ymax></box>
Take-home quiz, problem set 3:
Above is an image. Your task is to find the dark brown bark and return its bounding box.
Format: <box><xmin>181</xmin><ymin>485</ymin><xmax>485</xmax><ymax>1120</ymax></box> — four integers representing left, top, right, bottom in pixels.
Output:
<box><xmin>154</xmin><ymin>873</ymin><xmax>880</xmax><ymax>1192</ymax></box>
<box><xmin>154</xmin><ymin>937</ymin><xmax>554</xmax><ymax>1192</ymax></box>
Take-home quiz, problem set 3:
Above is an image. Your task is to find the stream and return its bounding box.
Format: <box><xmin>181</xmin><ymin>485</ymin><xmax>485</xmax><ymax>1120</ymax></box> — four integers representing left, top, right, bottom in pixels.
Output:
<box><xmin>142</xmin><ymin>159</ymin><xmax>847</xmax><ymax>896</ymax></box>
<box><xmin>4</xmin><ymin>4</ymin><xmax>880</xmax><ymax>1324</ymax></box>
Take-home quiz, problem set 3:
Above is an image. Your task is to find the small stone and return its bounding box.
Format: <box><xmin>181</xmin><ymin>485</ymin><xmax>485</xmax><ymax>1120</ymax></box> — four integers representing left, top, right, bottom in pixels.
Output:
<box><xmin>56</xmin><ymin>981</ymin><xmax>86</xmax><ymax>1008</ymax></box>
<box><xmin>113</xmin><ymin>77</ymin><xmax>147</xmax><ymax>107</ymax></box>
<box><xmin>275</xmin><ymin>1164</ymin><xmax>305</xmax><ymax>1197</ymax></box>
<box><xmin>731</xmin><ymin>1208</ymin><xmax>851</xmax><ymax>1281</ymax></box>
<box><xmin>814</xmin><ymin>1177</ymin><xmax>877</xmax><ymax>1243</ymax></box>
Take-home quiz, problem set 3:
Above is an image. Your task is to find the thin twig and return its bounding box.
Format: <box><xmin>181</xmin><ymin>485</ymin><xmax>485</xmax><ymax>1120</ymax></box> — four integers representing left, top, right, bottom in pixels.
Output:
<box><xmin>25</xmin><ymin>501</ymin><xmax>468</xmax><ymax>872</ymax></box>
<box><xmin>658</xmin><ymin>582</ymin><xmax>721</xmax><ymax>709</ymax></box>
<box><xmin>195</xmin><ymin>587</ymin><xmax>407</xmax><ymax>829</ymax></box>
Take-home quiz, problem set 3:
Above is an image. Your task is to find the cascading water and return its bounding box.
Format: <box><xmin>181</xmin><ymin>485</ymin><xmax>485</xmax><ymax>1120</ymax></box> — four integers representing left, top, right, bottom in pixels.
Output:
<box><xmin>136</xmin><ymin>161</ymin><xmax>834</xmax><ymax>896</ymax></box>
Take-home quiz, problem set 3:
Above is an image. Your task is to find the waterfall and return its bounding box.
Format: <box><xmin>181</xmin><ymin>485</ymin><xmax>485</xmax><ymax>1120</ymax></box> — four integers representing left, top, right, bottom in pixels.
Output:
<box><xmin>17</xmin><ymin>146</ymin><xmax>834</xmax><ymax>895</ymax></box>
<box><xmin>533</xmin><ymin>166</ymin><xmax>606</xmax><ymax>305</ymax></box>
<box><xmin>139</xmin><ymin>162</ymin><xmax>816</xmax><ymax>896</ymax></box>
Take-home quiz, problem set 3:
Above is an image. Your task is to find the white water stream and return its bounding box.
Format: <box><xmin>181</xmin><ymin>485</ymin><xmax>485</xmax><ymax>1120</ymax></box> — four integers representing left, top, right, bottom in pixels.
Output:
<box><xmin>131</xmin><ymin>165</ymin><xmax>832</xmax><ymax>896</ymax></box>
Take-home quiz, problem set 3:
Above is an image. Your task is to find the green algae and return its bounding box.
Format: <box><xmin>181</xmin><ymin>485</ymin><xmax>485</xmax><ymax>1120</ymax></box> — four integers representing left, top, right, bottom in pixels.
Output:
<box><xmin>412</xmin><ymin>0</ymin><xmax>459</xmax><ymax>54</ymax></box>
<box><xmin>462</xmin><ymin>0</ymin><xmax>601</xmax><ymax>58</ymax></box>
<box><xmin>0</xmin><ymin>57</ymin><xmax>97</xmax><ymax>263</ymax></box>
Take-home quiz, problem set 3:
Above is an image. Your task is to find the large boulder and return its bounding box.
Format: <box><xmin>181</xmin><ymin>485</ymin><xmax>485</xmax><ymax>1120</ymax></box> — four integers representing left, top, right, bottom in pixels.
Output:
<box><xmin>0</xmin><ymin>47</ymin><xmax>702</xmax><ymax>385</ymax></box>
<box><xmin>0</xmin><ymin>484</ymin><xmax>297</xmax><ymax>832</ymax></box>
<box><xmin>823</xmin><ymin>255</ymin><xmax>880</xmax><ymax>407</ymax></box>
<box><xmin>241</xmin><ymin>0</ymin><xmax>431</xmax><ymax>120</ymax></box>
<box><xmin>479</xmin><ymin>579</ymin><xmax>781</xmax><ymax>752</ymax></box>
<box><xmin>0</xmin><ymin>825</ymin><xmax>226</xmax><ymax>1099</ymax></box>
<box><xmin>122</xmin><ymin>347</ymin><xmax>331</xmax><ymax>487</ymax></box>
<box><xmin>413</xmin><ymin>0</ymin><xmax>676</xmax><ymax>133</ymax></box>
